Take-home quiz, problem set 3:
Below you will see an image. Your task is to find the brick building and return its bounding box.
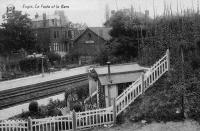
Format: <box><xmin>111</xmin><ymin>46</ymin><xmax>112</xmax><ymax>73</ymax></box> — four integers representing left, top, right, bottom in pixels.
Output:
<box><xmin>73</xmin><ymin>27</ymin><xmax>112</xmax><ymax>64</ymax></box>
<box><xmin>32</xmin><ymin>11</ymin><xmax>81</xmax><ymax>57</ymax></box>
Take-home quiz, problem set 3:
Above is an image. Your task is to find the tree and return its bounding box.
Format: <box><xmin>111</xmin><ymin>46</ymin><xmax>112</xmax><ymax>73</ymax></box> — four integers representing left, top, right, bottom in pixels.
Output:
<box><xmin>1</xmin><ymin>10</ymin><xmax>36</xmax><ymax>56</ymax></box>
<box><xmin>104</xmin><ymin>9</ymin><xmax>149</xmax><ymax>63</ymax></box>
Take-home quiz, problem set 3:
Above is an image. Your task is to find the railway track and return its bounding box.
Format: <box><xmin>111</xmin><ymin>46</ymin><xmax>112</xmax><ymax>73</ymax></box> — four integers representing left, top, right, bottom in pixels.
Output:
<box><xmin>0</xmin><ymin>73</ymin><xmax>89</xmax><ymax>109</ymax></box>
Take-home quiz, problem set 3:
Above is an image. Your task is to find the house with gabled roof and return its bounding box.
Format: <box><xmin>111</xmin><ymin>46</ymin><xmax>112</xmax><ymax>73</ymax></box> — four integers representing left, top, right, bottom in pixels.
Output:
<box><xmin>72</xmin><ymin>27</ymin><xmax>112</xmax><ymax>65</ymax></box>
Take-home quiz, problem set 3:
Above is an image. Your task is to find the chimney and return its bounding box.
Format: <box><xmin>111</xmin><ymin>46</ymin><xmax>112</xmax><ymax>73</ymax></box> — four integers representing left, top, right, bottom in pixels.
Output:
<box><xmin>43</xmin><ymin>13</ymin><xmax>46</xmax><ymax>27</ymax></box>
<box><xmin>107</xmin><ymin>61</ymin><xmax>111</xmax><ymax>83</ymax></box>
<box><xmin>35</xmin><ymin>13</ymin><xmax>39</xmax><ymax>19</ymax></box>
<box><xmin>43</xmin><ymin>13</ymin><xmax>46</xmax><ymax>20</ymax></box>
<box><xmin>145</xmin><ymin>10</ymin><xmax>149</xmax><ymax>17</ymax></box>
<box><xmin>111</xmin><ymin>10</ymin><xmax>115</xmax><ymax>16</ymax></box>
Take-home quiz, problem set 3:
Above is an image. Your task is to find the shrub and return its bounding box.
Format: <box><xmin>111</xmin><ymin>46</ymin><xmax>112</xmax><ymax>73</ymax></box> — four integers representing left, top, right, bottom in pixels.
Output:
<box><xmin>19</xmin><ymin>57</ymin><xmax>48</xmax><ymax>74</ymax></box>
<box><xmin>116</xmin><ymin>112</ymin><xmax>125</xmax><ymax>124</ymax></box>
<box><xmin>29</xmin><ymin>101</ymin><xmax>39</xmax><ymax>113</ymax></box>
<box><xmin>47</xmin><ymin>52</ymin><xmax>61</xmax><ymax>66</ymax></box>
<box><xmin>72</xmin><ymin>102</ymin><xmax>83</xmax><ymax>112</ymax></box>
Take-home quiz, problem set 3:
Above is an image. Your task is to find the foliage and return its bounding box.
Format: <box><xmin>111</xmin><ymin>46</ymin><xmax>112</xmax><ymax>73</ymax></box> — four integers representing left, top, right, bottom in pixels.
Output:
<box><xmin>65</xmin><ymin>85</ymin><xmax>89</xmax><ymax>111</ymax></box>
<box><xmin>127</xmin><ymin>75</ymin><xmax>183</xmax><ymax>122</ymax></box>
<box><xmin>46</xmin><ymin>99</ymin><xmax>63</xmax><ymax>116</ymax></box>
<box><xmin>132</xmin><ymin>12</ymin><xmax>200</xmax><ymax>121</ymax></box>
<box><xmin>110</xmin><ymin>37</ymin><xmax>138</xmax><ymax>62</ymax></box>
<box><xmin>72</xmin><ymin>102</ymin><xmax>83</xmax><ymax>112</ymax></box>
<box><xmin>0</xmin><ymin>10</ymin><xmax>36</xmax><ymax>55</ymax></box>
<box><xmin>116</xmin><ymin>113</ymin><xmax>125</xmax><ymax>124</ymax></box>
<box><xmin>19</xmin><ymin>57</ymin><xmax>48</xmax><ymax>74</ymax></box>
<box><xmin>93</xmin><ymin>47</ymin><xmax>109</xmax><ymax>65</ymax></box>
<box><xmin>11</xmin><ymin>99</ymin><xmax>64</xmax><ymax>119</ymax></box>
<box><xmin>46</xmin><ymin>52</ymin><xmax>61</xmax><ymax>66</ymax></box>
<box><xmin>98</xmin><ymin>9</ymin><xmax>150</xmax><ymax>65</ymax></box>
<box><xmin>104</xmin><ymin>8</ymin><xmax>200</xmax><ymax>122</ymax></box>
<box><xmin>64</xmin><ymin>52</ymin><xmax>79</xmax><ymax>64</ymax></box>
<box><xmin>29</xmin><ymin>101</ymin><xmax>39</xmax><ymax>113</ymax></box>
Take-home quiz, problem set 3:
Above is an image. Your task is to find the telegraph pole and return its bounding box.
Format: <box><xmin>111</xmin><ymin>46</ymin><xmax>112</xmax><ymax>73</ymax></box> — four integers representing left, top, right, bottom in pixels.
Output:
<box><xmin>181</xmin><ymin>46</ymin><xmax>185</xmax><ymax>118</ymax></box>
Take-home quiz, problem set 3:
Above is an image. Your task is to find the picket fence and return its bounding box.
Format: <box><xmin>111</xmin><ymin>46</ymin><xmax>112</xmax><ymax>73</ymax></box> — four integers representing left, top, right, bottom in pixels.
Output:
<box><xmin>0</xmin><ymin>50</ymin><xmax>170</xmax><ymax>131</ymax></box>
<box><xmin>0</xmin><ymin>107</ymin><xmax>114</xmax><ymax>131</ymax></box>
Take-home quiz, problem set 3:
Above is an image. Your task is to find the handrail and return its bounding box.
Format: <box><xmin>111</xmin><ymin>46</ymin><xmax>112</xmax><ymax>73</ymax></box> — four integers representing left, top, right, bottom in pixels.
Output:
<box><xmin>115</xmin><ymin>49</ymin><xmax>169</xmax><ymax>115</ymax></box>
<box><xmin>116</xmin><ymin>77</ymin><xmax>141</xmax><ymax>101</ymax></box>
<box><xmin>84</xmin><ymin>90</ymin><xmax>98</xmax><ymax>104</ymax></box>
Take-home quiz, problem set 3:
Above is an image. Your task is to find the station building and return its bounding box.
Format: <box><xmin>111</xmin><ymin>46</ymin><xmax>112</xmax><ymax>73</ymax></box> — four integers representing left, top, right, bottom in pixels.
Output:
<box><xmin>88</xmin><ymin>63</ymin><xmax>149</xmax><ymax>108</ymax></box>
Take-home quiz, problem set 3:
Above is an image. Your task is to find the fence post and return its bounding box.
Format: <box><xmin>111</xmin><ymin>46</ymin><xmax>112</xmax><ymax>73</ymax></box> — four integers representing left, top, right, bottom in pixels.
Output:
<box><xmin>72</xmin><ymin>110</ymin><xmax>77</xmax><ymax>131</ymax></box>
<box><xmin>28</xmin><ymin>117</ymin><xmax>32</xmax><ymax>131</ymax></box>
<box><xmin>167</xmin><ymin>49</ymin><xmax>170</xmax><ymax>71</ymax></box>
<box><xmin>141</xmin><ymin>72</ymin><xmax>145</xmax><ymax>93</ymax></box>
<box><xmin>113</xmin><ymin>98</ymin><xmax>116</xmax><ymax>125</ymax></box>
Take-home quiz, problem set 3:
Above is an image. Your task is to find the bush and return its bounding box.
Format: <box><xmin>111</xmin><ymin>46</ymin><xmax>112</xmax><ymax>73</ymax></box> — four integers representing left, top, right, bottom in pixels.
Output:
<box><xmin>29</xmin><ymin>101</ymin><xmax>39</xmax><ymax>113</ymax></box>
<box><xmin>116</xmin><ymin>112</ymin><xmax>125</xmax><ymax>124</ymax></box>
<box><xmin>46</xmin><ymin>99</ymin><xmax>63</xmax><ymax>116</ymax></box>
<box><xmin>72</xmin><ymin>102</ymin><xmax>83</xmax><ymax>112</ymax></box>
<box><xmin>19</xmin><ymin>57</ymin><xmax>48</xmax><ymax>74</ymax></box>
<box><xmin>65</xmin><ymin>86</ymin><xmax>89</xmax><ymax>107</ymax></box>
<box><xmin>47</xmin><ymin>52</ymin><xmax>61</xmax><ymax>66</ymax></box>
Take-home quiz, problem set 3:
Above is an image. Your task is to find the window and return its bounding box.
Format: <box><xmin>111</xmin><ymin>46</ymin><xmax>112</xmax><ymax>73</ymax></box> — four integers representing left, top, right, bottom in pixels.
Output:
<box><xmin>57</xmin><ymin>31</ymin><xmax>59</xmax><ymax>38</ymax></box>
<box><xmin>53</xmin><ymin>43</ymin><xmax>59</xmax><ymax>51</ymax></box>
<box><xmin>68</xmin><ymin>30</ymin><xmax>72</xmax><ymax>39</ymax></box>
<box><xmin>54</xmin><ymin>31</ymin><xmax>56</xmax><ymax>38</ymax></box>
<box><xmin>54</xmin><ymin>31</ymin><xmax>59</xmax><ymax>39</ymax></box>
<box><xmin>52</xmin><ymin>19</ymin><xmax>54</xmax><ymax>25</ymax></box>
<box><xmin>56</xmin><ymin>43</ymin><xmax>58</xmax><ymax>51</ymax></box>
<box><xmin>55</xmin><ymin>19</ymin><xmax>57</xmax><ymax>26</ymax></box>
<box><xmin>65</xmin><ymin>31</ymin><xmax>67</xmax><ymax>38</ymax></box>
<box><xmin>49</xmin><ymin>45</ymin><xmax>52</xmax><ymax>51</ymax></box>
<box><xmin>66</xmin><ymin>42</ymin><xmax>68</xmax><ymax>52</ymax></box>
<box><xmin>88</xmin><ymin>33</ymin><xmax>92</xmax><ymax>39</ymax></box>
<box><xmin>43</xmin><ymin>21</ymin><xmax>46</xmax><ymax>27</ymax></box>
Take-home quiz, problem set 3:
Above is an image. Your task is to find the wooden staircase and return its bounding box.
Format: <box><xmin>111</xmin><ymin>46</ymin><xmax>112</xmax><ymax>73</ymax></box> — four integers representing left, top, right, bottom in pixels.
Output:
<box><xmin>115</xmin><ymin>49</ymin><xmax>170</xmax><ymax>115</ymax></box>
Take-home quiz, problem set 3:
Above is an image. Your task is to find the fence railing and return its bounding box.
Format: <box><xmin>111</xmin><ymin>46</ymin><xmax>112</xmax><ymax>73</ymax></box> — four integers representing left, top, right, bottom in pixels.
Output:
<box><xmin>115</xmin><ymin>49</ymin><xmax>170</xmax><ymax>115</ymax></box>
<box><xmin>0</xmin><ymin>50</ymin><xmax>170</xmax><ymax>131</ymax></box>
<box><xmin>31</xmin><ymin>114</ymin><xmax>73</xmax><ymax>131</ymax></box>
<box><xmin>0</xmin><ymin>120</ymin><xmax>28</xmax><ymax>131</ymax></box>
<box><xmin>76</xmin><ymin>106</ymin><xmax>114</xmax><ymax>130</ymax></box>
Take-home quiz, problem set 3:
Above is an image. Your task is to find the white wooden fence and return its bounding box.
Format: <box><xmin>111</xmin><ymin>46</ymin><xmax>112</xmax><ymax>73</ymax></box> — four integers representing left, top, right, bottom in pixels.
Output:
<box><xmin>0</xmin><ymin>50</ymin><xmax>170</xmax><ymax>131</ymax></box>
<box><xmin>76</xmin><ymin>107</ymin><xmax>114</xmax><ymax>130</ymax></box>
<box><xmin>31</xmin><ymin>114</ymin><xmax>73</xmax><ymax>131</ymax></box>
<box><xmin>0</xmin><ymin>107</ymin><xmax>115</xmax><ymax>131</ymax></box>
<box><xmin>0</xmin><ymin>120</ymin><xmax>28</xmax><ymax>131</ymax></box>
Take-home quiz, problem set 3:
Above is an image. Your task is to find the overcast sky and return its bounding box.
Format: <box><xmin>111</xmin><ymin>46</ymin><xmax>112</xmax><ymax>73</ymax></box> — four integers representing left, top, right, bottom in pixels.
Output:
<box><xmin>0</xmin><ymin>0</ymin><xmax>198</xmax><ymax>27</ymax></box>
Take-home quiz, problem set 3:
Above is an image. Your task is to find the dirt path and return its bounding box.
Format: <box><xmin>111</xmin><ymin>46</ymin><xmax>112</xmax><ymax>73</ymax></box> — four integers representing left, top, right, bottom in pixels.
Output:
<box><xmin>91</xmin><ymin>120</ymin><xmax>200</xmax><ymax>131</ymax></box>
